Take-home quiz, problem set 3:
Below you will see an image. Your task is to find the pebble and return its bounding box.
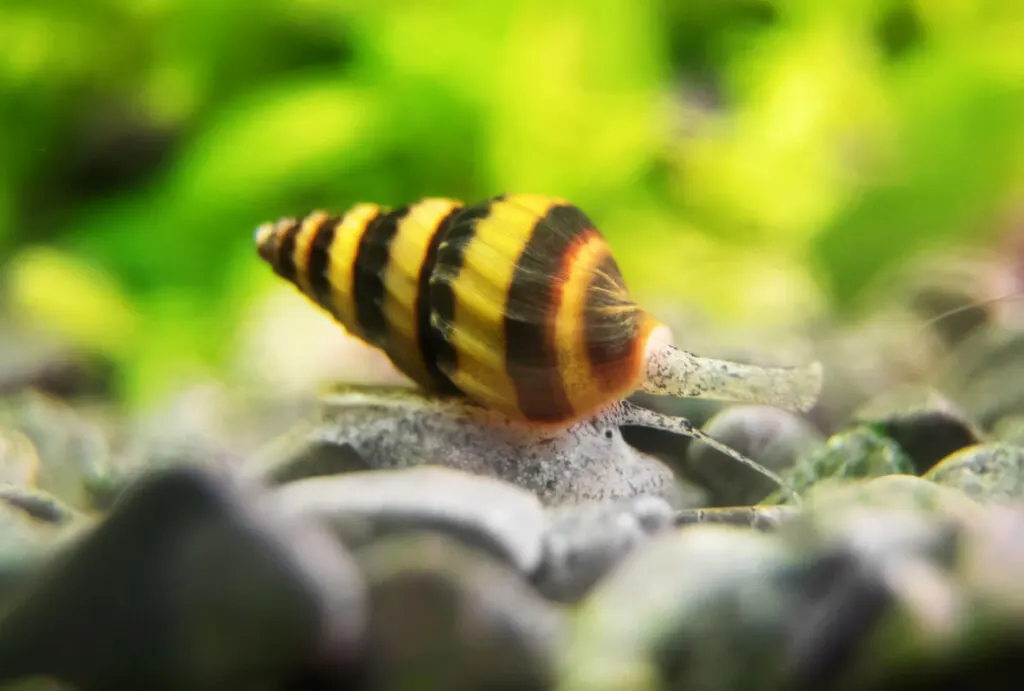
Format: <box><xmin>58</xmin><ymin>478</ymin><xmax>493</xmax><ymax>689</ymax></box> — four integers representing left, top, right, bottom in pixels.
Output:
<box><xmin>0</xmin><ymin>484</ymin><xmax>89</xmax><ymax>611</ymax></box>
<box><xmin>924</xmin><ymin>442</ymin><xmax>1024</xmax><ymax>504</ymax></box>
<box><xmin>0</xmin><ymin>429</ymin><xmax>40</xmax><ymax>487</ymax></box>
<box><xmin>939</xmin><ymin>326</ymin><xmax>1024</xmax><ymax>429</ymax></box>
<box><xmin>684</xmin><ymin>405</ymin><xmax>824</xmax><ymax>506</ymax></box>
<box><xmin>0</xmin><ymin>466</ymin><xmax>366</xmax><ymax>690</ymax></box>
<box><xmin>992</xmin><ymin>414</ymin><xmax>1024</xmax><ymax>448</ymax></box>
<box><xmin>533</xmin><ymin>495</ymin><xmax>676</xmax><ymax>603</ymax></box>
<box><xmin>0</xmin><ymin>392</ymin><xmax>108</xmax><ymax>512</ymax></box>
<box><xmin>356</xmin><ymin>531</ymin><xmax>567</xmax><ymax>691</ymax></box>
<box><xmin>561</xmin><ymin>525</ymin><xmax>792</xmax><ymax>691</ymax></box>
<box><xmin>265</xmin><ymin>466</ymin><xmax>548</xmax><ymax>575</ymax></box>
<box><xmin>766</xmin><ymin>425</ymin><xmax>916</xmax><ymax>503</ymax></box>
<box><xmin>852</xmin><ymin>386</ymin><xmax>983</xmax><ymax>474</ymax></box>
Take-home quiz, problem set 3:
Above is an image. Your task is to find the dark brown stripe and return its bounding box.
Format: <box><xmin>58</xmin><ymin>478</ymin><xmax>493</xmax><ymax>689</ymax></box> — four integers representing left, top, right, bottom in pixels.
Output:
<box><xmin>504</xmin><ymin>204</ymin><xmax>592</xmax><ymax>422</ymax></box>
<box><xmin>256</xmin><ymin>226</ymin><xmax>279</xmax><ymax>266</ymax></box>
<box><xmin>416</xmin><ymin>204</ymin><xmax>464</xmax><ymax>394</ymax></box>
<box><xmin>274</xmin><ymin>220</ymin><xmax>302</xmax><ymax>285</ymax></box>
<box><xmin>305</xmin><ymin>215</ymin><xmax>340</xmax><ymax>309</ymax></box>
<box><xmin>583</xmin><ymin>253</ymin><xmax>642</xmax><ymax>391</ymax></box>
<box><xmin>430</xmin><ymin>196</ymin><xmax>501</xmax><ymax>378</ymax></box>
<box><xmin>352</xmin><ymin>206</ymin><xmax>409</xmax><ymax>348</ymax></box>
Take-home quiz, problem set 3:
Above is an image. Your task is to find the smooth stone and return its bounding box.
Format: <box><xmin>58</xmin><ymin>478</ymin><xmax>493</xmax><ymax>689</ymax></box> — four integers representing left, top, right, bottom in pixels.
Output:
<box><xmin>684</xmin><ymin>405</ymin><xmax>825</xmax><ymax>506</ymax></box>
<box><xmin>533</xmin><ymin>495</ymin><xmax>676</xmax><ymax>603</ymax></box>
<box><xmin>0</xmin><ymin>485</ymin><xmax>90</xmax><ymax>608</ymax></box>
<box><xmin>265</xmin><ymin>466</ymin><xmax>547</xmax><ymax>575</ymax></box>
<box><xmin>247</xmin><ymin>421</ymin><xmax>372</xmax><ymax>486</ymax></box>
<box><xmin>565</xmin><ymin>496</ymin><xmax>975</xmax><ymax>691</ymax></box>
<box><xmin>83</xmin><ymin>437</ymin><xmax>247</xmax><ymax>512</ymax></box>
<box><xmin>992</xmin><ymin>415</ymin><xmax>1024</xmax><ymax>448</ymax></box>
<box><xmin>561</xmin><ymin>525</ymin><xmax>792</xmax><ymax>691</ymax></box>
<box><xmin>765</xmin><ymin>426</ymin><xmax>916</xmax><ymax>504</ymax></box>
<box><xmin>293</xmin><ymin>385</ymin><xmax>682</xmax><ymax>507</ymax></box>
<box><xmin>780</xmin><ymin>511</ymin><xmax>962</xmax><ymax>689</ymax></box>
<box><xmin>0</xmin><ymin>466</ymin><xmax>366</xmax><ymax>690</ymax></box>
<box><xmin>852</xmin><ymin>386</ymin><xmax>983</xmax><ymax>474</ymax></box>
<box><xmin>796</xmin><ymin>475</ymin><xmax>983</xmax><ymax>526</ymax></box>
<box><xmin>782</xmin><ymin>490</ymin><xmax>1024</xmax><ymax>688</ymax></box>
<box><xmin>356</xmin><ymin>531</ymin><xmax>567</xmax><ymax>691</ymax></box>
<box><xmin>924</xmin><ymin>443</ymin><xmax>1024</xmax><ymax>504</ymax></box>
<box><xmin>0</xmin><ymin>429</ymin><xmax>39</xmax><ymax>487</ymax></box>
<box><xmin>938</xmin><ymin>326</ymin><xmax>1024</xmax><ymax>429</ymax></box>
<box><xmin>0</xmin><ymin>393</ymin><xmax>108</xmax><ymax>512</ymax></box>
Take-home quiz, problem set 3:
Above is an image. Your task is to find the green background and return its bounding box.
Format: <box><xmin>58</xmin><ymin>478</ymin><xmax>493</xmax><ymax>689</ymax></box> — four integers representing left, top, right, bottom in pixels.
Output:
<box><xmin>2</xmin><ymin>0</ymin><xmax>1022</xmax><ymax>409</ymax></box>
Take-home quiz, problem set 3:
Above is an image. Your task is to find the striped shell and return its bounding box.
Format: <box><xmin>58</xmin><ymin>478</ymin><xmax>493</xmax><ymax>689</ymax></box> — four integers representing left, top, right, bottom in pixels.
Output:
<box><xmin>255</xmin><ymin>194</ymin><xmax>663</xmax><ymax>426</ymax></box>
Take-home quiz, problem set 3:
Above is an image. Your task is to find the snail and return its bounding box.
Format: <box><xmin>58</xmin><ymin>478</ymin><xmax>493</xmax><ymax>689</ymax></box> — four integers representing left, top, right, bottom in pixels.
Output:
<box><xmin>254</xmin><ymin>193</ymin><xmax>823</xmax><ymax>500</ymax></box>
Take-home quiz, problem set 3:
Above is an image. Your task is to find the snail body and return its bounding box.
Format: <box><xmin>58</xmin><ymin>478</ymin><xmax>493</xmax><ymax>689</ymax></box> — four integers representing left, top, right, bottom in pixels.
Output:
<box><xmin>255</xmin><ymin>193</ymin><xmax>823</xmax><ymax>428</ymax></box>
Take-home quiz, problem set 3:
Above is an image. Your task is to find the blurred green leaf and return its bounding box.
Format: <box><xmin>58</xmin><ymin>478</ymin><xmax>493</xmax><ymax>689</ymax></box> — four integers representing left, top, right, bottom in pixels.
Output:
<box><xmin>4</xmin><ymin>0</ymin><xmax>1024</xmax><ymax>410</ymax></box>
<box><xmin>811</xmin><ymin>57</ymin><xmax>1024</xmax><ymax>310</ymax></box>
<box><xmin>4</xmin><ymin>246</ymin><xmax>139</xmax><ymax>359</ymax></box>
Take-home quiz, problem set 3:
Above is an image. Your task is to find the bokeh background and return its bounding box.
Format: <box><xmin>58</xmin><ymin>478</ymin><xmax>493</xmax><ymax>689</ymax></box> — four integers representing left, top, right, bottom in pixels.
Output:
<box><xmin>2</xmin><ymin>0</ymin><xmax>1023</xmax><ymax>428</ymax></box>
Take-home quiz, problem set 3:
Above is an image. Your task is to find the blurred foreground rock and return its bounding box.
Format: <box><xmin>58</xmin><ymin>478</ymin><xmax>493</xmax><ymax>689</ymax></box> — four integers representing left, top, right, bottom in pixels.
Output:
<box><xmin>4</xmin><ymin>341</ymin><xmax>1024</xmax><ymax>690</ymax></box>
<box><xmin>1</xmin><ymin>448</ymin><xmax>1024</xmax><ymax>689</ymax></box>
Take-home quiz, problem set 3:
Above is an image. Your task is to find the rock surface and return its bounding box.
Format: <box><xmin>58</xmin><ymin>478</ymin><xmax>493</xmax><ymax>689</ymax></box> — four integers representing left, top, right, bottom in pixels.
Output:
<box><xmin>684</xmin><ymin>405</ymin><xmax>824</xmax><ymax>506</ymax></box>
<box><xmin>4</xmin><ymin>372</ymin><xmax>1024</xmax><ymax>690</ymax></box>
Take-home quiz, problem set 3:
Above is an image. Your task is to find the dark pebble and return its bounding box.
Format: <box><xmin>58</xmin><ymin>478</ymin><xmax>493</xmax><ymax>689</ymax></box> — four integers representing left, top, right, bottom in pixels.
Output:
<box><xmin>356</xmin><ymin>531</ymin><xmax>566</xmax><ymax>691</ymax></box>
<box><xmin>852</xmin><ymin>386</ymin><xmax>983</xmax><ymax>474</ymax></box>
<box><xmin>684</xmin><ymin>405</ymin><xmax>824</xmax><ymax>506</ymax></box>
<box><xmin>0</xmin><ymin>466</ymin><xmax>366</xmax><ymax>690</ymax></box>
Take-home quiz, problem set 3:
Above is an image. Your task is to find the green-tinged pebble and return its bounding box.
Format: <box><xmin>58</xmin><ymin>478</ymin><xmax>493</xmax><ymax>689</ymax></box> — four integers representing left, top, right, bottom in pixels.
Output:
<box><xmin>763</xmin><ymin>426</ymin><xmax>915</xmax><ymax>505</ymax></box>
<box><xmin>924</xmin><ymin>443</ymin><xmax>1024</xmax><ymax>504</ymax></box>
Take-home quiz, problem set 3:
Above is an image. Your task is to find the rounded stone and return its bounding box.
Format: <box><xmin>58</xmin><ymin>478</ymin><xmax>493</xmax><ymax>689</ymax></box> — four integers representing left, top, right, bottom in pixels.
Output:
<box><xmin>924</xmin><ymin>443</ymin><xmax>1024</xmax><ymax>505</ymax></box>
<box><xmin>534</xmin><ymin>495</ymin><xmax>676</xmax><ymax>603</ymax></box>
<box><xmin>684</xmin><ymin>405</ymin><xmax>824</xmax><ymax>506</ymax></box>
<box><xmin>852</xmin><ymin>386</ymin><xmax>983</xmax><ymax>474</ymax></box>
<box><xmin>265</xmin><ymin>466</ymin><xmax>548</xmax><ymax>575</ymax></box>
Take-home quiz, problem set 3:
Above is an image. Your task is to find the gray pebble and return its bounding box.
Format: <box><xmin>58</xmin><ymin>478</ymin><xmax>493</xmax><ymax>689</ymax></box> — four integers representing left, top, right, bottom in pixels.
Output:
<box><xmin>0</xmin><ymin>485</ymin><xmax>90</xmax><ymax>612</ymax></box>
<box><xmin>356</xmin><ymin>531</ymin><xmax>567</xmax><ymax>691</ymax></box>
<box><xmin>0</xmin><ymin>392</ymin><xmax>107</xmax><ymax>512</ymax></box>
<box><xmin>564</xmin><ymin>488</ymin><xmax>978</xmax><ymax>691</ymax></box>
<box><xmin>0</xmin><ymin>428</ymin><xmax>40</xmax><ymax>487</ymax></box>
<box><xmin>0</xmin><ymin>466</ymin><xmax>366</xmax><ymax>690</ymax></box>
<box><xmin>562</xmin><ymin>525</ymin><xmax>793</xmax><ymax>691</ymax></box>
<box><xmin>938</xmin><ymin>325</ymin><xmax>1024</xmax><ymax>429</ymax></box>
<box><xmin>852</xmin><ymin>385</ymin><xmax>983</xmax><ymax>474</ymax></box>
<box><xmin>993</xmin><ymin>414</ymin><xmax>1024</xmax><ymax>448</ymax></box>
<box><xmin>265</xmin><ymin>466</ymin><xmax>548</xmax><ymax>575</ymax></box>
<box><xmin>924</xmin><ymin>442</ymin><xmax>1024</xmax><ymax>504</ymax></box>
<box><xmin>685</xmin><ymin>405</ymin><xmax>824</xmax><ymax>506</ymax></box>
<box><xmin>797</xmin><ymin>474</ymin><xmax>983</xmax><ymax>524</ymax></box>
<box><xmin>533</xmin><ymin>495</ymin><xmax>676</xmax><ymax>603</ymax></box>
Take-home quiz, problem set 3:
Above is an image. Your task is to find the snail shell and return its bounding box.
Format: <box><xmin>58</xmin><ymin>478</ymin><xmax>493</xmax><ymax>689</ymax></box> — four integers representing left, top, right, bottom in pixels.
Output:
<box><xmin>256</xmin><ymin>194</ymin><xmax>667</xmax><ymax>426</ymax></box>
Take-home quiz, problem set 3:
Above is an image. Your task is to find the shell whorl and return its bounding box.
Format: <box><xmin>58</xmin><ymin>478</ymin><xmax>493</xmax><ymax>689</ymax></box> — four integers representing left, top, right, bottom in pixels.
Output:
<box><xmin>255</xmin><ymin>194</ymin><xmax>661</xmax><ymax>425</ymax></box>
